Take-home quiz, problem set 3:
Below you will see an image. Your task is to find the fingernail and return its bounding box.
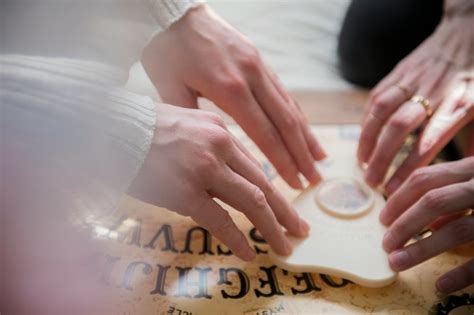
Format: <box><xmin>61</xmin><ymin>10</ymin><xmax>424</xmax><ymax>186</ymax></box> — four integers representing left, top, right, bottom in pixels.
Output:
<box><xmin>357</xmin><ymin>148</ymin><xmax>368</xmax><ymax>164</ymax></box>
<box><xmin>358</xmin><ymin>160</ymin><xmax>368</xmax><ymax>171</ymax></box>
<box><xmin>437</xmin><ymin>276</ymin><xmax>454</xmax><ymax>293</ymax></box>
<box><xmin>299</xmin><ymin>217</ymin><xmax>311</xmax><ymax>236</ymax></box>
<box><xmin>291</xmin><ymin>176</ymin><xmax>304</xmax><ymax>190</ymax></box>
<box><xmin>242</xmin><ymin>248</ymin><xmax>256</xmax><ymax>261</ymax></box>
<box><xmin>364</xmin><ymin>169</ymin><xmax>378</xmax><ymax>187</ymax></box>
<box><xmin>379</xmin><ymin>207</ymin><xmax>390</xmax><ymax>226</ymax></box>
<box><xmin>282</xmin><ymin>238</ymin><xmax>293</xmax><ymax>256</ymax></box>
<box><xmin>317</xmin><ymin>149</ymin><xmax>327</xmax><ymax>160</ymax></box>
<box><xmin>389</xmin><ymin>250</ymin><xmax>410</xmax><ymax>271</ymax></box>
<box><xmin>386</xmin><ymin>177</ymin><xmax>401</xmax><ymax>195</ymax></box>
<box><xmin>309</xmin><ymin>168</ymin><xmax>322</xmax><ymax>184</ymax></box>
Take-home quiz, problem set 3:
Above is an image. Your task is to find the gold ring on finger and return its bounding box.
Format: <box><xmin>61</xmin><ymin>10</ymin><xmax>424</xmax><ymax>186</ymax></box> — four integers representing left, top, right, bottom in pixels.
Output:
<box><xmin>410</xmin><ymin>95</ymin><xmax>433</xmax><ymax>118</ymax></box>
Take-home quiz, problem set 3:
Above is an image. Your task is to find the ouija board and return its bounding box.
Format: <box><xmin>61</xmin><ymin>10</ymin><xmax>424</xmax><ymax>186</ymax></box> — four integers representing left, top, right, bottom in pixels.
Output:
<box><xmin>94</xmin><ymin>125</ymin><xmax>474</xmax><ymax>315</ymax></box>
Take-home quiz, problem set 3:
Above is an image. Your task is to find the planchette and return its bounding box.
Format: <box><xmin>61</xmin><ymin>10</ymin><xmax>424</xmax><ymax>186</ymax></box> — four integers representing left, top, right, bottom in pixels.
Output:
<box><xmin>268</xmin><ymin>155</ymin><xmax>398</xmax><ymax>288</ymax></box>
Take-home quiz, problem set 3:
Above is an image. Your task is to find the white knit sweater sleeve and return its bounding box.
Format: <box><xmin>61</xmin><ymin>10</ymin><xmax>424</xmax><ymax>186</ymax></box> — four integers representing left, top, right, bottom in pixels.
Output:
<box><xmin>1</xmin><ymin>2</ymin><xmax>207</xmax><ymax>308</ymax></box>
<box><xmin>1</xmin><ymin>1</ymin><xmax>207</xmax><ymax>222</ymax></box>
<box><xmin>146</xmin><ymin>0</ymin><xmax>205</xmax><ymax>31</ymax></box>
<box><xmin>1</xmin><ymin>55</ymin><xmax>156</xmax><ymax>218</ymax></box>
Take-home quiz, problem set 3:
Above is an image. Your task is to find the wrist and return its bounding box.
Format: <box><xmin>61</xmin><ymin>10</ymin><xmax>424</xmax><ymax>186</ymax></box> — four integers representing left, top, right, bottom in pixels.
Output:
<box><xmin>433</xmin><ymin>14</ymin><xmax>474</xmax><ymax>69</ymax></box>
<box><xmin>172</xmin><ymin>3</ymin><xmax>213</xmax><ymax>32</ymax></box>
<box><xmin>147</xmin><ymin>0</ymin><xmax>206</xmax><ymax>31</ymax></box>
<box><xmin>444</xmin><ymin>0</ymin><xmax>474</xmax><ymax>17</ymax></box>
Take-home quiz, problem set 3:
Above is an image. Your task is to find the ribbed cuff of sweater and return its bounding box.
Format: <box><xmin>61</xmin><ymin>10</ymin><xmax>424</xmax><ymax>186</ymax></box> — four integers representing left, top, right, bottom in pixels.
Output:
<box><xmin>146</xmin><ymin>0</ymin><xmax>205</xmax><ymax>30</ymax></box>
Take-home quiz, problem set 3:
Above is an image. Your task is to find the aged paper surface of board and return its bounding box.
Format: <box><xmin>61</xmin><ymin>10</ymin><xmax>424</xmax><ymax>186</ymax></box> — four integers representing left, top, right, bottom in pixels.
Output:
<box><xmin>93</xmin><ymin>125</ymin><xmax>474</xmax><ymax>315</ymax></box>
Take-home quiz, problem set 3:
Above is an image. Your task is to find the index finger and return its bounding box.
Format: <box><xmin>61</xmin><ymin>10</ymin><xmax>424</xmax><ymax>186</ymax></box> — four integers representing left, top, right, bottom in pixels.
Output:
<box><xmin>265</xmin><ymin>68</ymin><xmax>326</xmax><ymax>161</ymax></box>
<box><xmin>224</xmin><ymin>89</ymin><xmax>304</xmax><ymax>189</ymax></box>
<box><xmin>209</xmin><ymin>166</ymin><xmax>293</xmax><ymax>256</ymax></box>
<box><xmin>227</xmin><ymin>140</ymin><xmax>310</xmax><ymax>238</ymax></box>
<box><xmin>252</xmin><ymin>72</ymin><xmax>321</xmax><ymax>185</ymax></box>
<box><xmin>192</xmin><ymin>198</ymin><xmax>256</xmax><ymax>261</ymax></box>
<box><xmin>358</xmin><ymin>84</ymin><xmax>411</xmax><ymax>163</ymax></box>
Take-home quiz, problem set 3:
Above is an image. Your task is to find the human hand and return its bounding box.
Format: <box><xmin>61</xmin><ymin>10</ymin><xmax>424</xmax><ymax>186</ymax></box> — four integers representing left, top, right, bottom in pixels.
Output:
<box><xmin>380</xmin><ymin>157</ymin><xmax>474</xmax><ymax>293</ymax></box>
<box><xmin>384</xmin><ymin>71</ymin><xmax>474</xmax><ymax>193</ymax></box>
<box><xmin>142</xmin><ymin>4</ymin><xmax>325</xmax><ymax>189</ymax></box>
<box><xmin>358</xmin><ymin>13</ymin><xmax>474</xmax><ymax>192</ymax></box>
<box><xmin>128</xmin><ymin>104</ymin><xmax>310</xmax><ymax>261</ymax></box>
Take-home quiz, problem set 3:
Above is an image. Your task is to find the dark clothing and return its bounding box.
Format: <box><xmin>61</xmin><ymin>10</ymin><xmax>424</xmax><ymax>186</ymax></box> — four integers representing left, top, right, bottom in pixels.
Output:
<box><xmin>338</xmin><ymin>0</ymin><xmax>444</xmax><ymax>87</ymax></box>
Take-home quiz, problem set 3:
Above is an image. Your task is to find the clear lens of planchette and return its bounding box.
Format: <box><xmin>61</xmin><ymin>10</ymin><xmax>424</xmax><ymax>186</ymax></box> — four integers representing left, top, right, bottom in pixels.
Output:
<box><xmin>315</xmin><ymin>178</ymin><xmax>374</xmax><ymax>218</ymax></box>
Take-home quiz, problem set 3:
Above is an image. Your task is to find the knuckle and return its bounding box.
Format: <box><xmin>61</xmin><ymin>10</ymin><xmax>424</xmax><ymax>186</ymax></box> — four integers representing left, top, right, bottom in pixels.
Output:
<box><xmin>238</xmin><ymin>48</ymin><xmax>260</xmax><ymax>72</ymax></box>
<box><xmin>420</xmin><ymin>189</ymin><xmax>446</xmax><ymax>212</ymax></box>
<box><xmin>252</xmin><ymin>186</ymin><xmax>268</xmax><ymax>210</ymax></box>
<box><xmin>391</xmin><ymin>222</ymin><xmax>408</xmax><ymax>239</ymax></box>
<box><xmin>213</xmin><ymin>213</ymin><xmax>236</xmax><ymax>236</ymax></box>
<box><xmin>197</xmin><ymin>150</ymin><xmax>220</xmax><ymax>173</ymax></box>
<box><xmin>388</xmin><ymin>116</ymin><xmax>410</xmax><ymax>132</ymax></box>
<box><xmin>207</xmin><ymin>127</ymin><xmax>232</xmax><ymax>148</ymax></box>
<box><xmin>371</xmin><ymin>97</ymin><xmax>391</xmax><ymax>116</ymax></box>
<box><xmin>367</xmin><ymin>111</ymin><xmax>383</xmax><ymax>125</ymax></box>
<box><xmin>280</xmin><ymin>112</ymin><xmax>299</xmax><ymax>130</ymax></box>
<box><xmin>410</xmin><ymin>167</ymin><xmax>431</xmax><ymax>186</ymax></box>
<box><xmin>207</xmin><ymin>112</ymin><xmax>226</xmax><ymax>128</ymax></box>
<box><xmin>221</xmin><ymin>75</ymin><xmax>247</xmax><ymax>97</ymax></box>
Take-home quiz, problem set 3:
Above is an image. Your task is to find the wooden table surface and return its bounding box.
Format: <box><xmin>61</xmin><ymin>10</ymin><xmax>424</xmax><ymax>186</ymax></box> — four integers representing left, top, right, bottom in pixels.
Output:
<box><xmin>199</xmin><ymin>89</ymin><xmax>369</xmax><ymax>125</ymax></box>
